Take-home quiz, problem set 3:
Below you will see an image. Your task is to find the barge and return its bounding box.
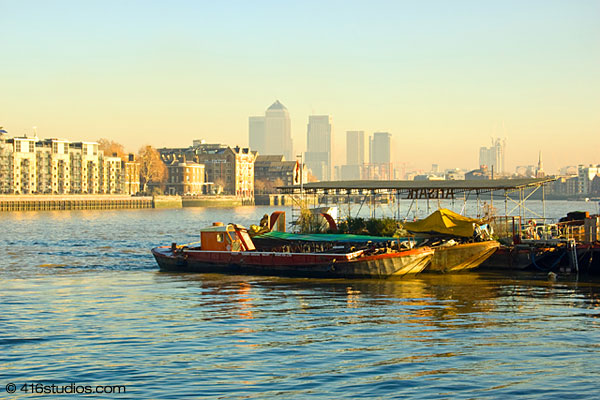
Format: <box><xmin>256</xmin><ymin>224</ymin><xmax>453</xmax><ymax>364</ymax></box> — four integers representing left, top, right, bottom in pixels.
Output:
<box><xmin>152</xmin><ymin>222</ymin><xmax>434</xmax><ymax>279</ymax></box>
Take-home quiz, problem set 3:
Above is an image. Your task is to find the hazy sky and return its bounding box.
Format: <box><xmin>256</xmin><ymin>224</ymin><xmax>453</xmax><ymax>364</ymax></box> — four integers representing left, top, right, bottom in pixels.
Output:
<box><xmin>1</xmin><ymin>0</ymin><xmax>598</xmax><ymax>173</ymax></box>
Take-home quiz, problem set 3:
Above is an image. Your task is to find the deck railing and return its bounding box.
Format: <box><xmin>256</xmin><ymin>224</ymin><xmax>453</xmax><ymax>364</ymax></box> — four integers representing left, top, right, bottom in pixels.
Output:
<box><xmin>490</xmin><ymin>215</ymin><xmax>589</xmax><ymax>243</ymax></box>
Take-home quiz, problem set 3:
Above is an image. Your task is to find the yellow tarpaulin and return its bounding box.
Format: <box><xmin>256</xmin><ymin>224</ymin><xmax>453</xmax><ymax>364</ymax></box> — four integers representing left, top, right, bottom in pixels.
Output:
<box><xmin>402</xmin><ymin>208</ymin><xmax>483</xmax><ymax>238</ymax></box>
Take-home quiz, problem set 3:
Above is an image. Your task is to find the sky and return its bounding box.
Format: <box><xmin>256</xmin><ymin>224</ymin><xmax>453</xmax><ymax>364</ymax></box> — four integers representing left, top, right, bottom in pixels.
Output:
<box><xmin>1</xmin><ymin>0</ymin><xmax>598</xmax><ymax>174</ymax></box>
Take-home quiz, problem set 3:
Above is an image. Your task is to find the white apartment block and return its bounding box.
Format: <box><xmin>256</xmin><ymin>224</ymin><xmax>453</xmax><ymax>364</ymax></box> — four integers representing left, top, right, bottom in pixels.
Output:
<box><xmin>0</xmin><ymin>132</ymin><xmax>137</xmax><ymax>195</ymax></box>
<box><xmin>577</xmin><ymin>164</ymin><xmax>600</xmax><ymax>195</ymax></box>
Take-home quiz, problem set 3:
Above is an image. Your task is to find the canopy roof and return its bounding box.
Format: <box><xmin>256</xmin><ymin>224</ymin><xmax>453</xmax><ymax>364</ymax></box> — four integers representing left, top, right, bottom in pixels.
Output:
<box><xmin>401</xmin><ymin>208</ymin><xmax>483</xmax><ymax>238</ymax></box>
<box><xmin>279</xmin><ymin>178</ymin><xmax>555</xmax><ymax>196</ymax></box>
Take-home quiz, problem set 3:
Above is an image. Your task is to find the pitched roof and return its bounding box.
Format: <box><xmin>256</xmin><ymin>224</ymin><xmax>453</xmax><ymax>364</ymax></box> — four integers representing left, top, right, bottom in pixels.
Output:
<box><xmin>256</xmin><ymin>155</ymin><xmax>285</xmax><ymax>163</ymax></box>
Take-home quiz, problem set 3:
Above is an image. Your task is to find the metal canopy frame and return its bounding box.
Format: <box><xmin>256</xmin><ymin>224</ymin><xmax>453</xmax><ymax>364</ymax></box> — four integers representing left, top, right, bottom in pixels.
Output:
<box><xmin>279</xmin><ymin>178</ymin><xmax>557</xmax><ymax>221</ymax></box>
<box><xmin>279</xmin><ymin>178</ymin><xmax>554</xmax><ymax>195</ymax></box>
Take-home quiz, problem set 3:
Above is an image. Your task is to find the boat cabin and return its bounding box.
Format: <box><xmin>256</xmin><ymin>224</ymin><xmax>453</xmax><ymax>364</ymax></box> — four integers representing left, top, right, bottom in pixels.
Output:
<box><xmin>200</xmin><ymin>223</ymin><xmax>255</xmax><ymax>251</ymax></box>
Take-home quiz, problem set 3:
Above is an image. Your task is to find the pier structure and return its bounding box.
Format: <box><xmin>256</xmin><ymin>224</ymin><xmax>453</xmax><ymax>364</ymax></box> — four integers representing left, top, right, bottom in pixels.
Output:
<box><xmin>279</xmin><ymin>178</ymin><xmax>557</xmax><ymax>223</ymax></box>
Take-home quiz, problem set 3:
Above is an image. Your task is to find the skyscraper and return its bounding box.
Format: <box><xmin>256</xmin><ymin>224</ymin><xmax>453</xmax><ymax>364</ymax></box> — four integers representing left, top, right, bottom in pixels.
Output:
<box><xmin>368</xmin><ymin>132</ymin><xmax>392</xmax><ymax>180</ymax></box>
<box><xmin>248</xmin><ymin>100</ymin><xmax>293</xmax><ymax>160</ymax></box>
<box><xmin>305</xmin><ymin>115</ymin><xmax>332</xmax><ymax>181</ymax></box>
<box><xmin>370</xmin><ymin>132</ymin><xmax>391</xmax><ymax>164</ymax></box>
<box><xmin>346</xmin><ymin>131</ymin><xmax>365</xmax><ymax>165</ymax></box>
<box><xmin>478</xmin><ymin>138</ymin><xmax>506</xmax><ymax>175</ymax></box>
<box><xmin>341</xmin><ymin>130</ymin><xmax>365</xmax><ymax>180</ymax></box>
<box><xmin>248</xmin><ymin>116</ymin><xmax>265</xmax><ymax>154</ymax></box>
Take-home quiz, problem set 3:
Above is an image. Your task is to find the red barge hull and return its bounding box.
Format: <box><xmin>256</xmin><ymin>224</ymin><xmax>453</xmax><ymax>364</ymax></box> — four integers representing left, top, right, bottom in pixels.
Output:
<box><xmin>151</xmin><ymin>246</ymin><xmax>434</xmax><ymax>279</ymax></box>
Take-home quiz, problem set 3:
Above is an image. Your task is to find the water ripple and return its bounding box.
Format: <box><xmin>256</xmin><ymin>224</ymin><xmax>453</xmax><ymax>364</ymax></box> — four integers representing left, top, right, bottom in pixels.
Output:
<box><xmin>2</xmin><ymin>208</ymin><xmax>600</xmax><ymax>398</ymax></box>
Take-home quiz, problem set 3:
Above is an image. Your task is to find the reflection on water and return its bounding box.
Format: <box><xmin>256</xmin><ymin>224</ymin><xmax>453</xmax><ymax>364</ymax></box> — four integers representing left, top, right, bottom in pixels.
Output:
<box><xmin>2</xmin><ymin>207</ymin><xmax>600</xmax><ymax>398</ymax></box>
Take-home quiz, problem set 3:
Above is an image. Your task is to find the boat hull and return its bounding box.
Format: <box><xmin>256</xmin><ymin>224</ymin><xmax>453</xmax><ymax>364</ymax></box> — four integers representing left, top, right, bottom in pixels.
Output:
<box><xmin>428</xmin><ymin>241</ymin><xmax>500</xmax><ymax>273</ymax></box>
<box><xmin>479</xmin><ymin>244</ymin><xmax>553</xmax><ymax>270</ymax></box>
<box><xmin>151</xmin><ymin>246</ymin><xmax>434</xmax><ymax>279</ymax></box>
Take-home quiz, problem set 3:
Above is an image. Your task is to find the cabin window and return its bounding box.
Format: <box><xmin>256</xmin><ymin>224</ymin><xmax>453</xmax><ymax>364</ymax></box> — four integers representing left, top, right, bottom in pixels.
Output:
<box><xmin>216</xmin><ymin>233</ymin><xmax>224</xmax><ymax>242</ymax></box>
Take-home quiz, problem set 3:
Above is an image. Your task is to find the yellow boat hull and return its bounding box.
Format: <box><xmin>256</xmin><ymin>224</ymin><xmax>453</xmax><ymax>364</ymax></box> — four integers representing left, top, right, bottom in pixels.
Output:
<box><xmin>428</xmin><ymin>241</ymin><xmax>500</xmax><ymax>273</ymax></box>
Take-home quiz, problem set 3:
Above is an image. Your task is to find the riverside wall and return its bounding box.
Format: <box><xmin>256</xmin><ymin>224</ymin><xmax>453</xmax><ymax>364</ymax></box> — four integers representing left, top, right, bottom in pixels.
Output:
<box><xmin>0</xmin><ymin>194</ymin><xmax>255</xmax><ymax>212</ymax></box>
<box><xmin>0</xmin><ymin>194</ymin><xmax>153</xmax><ymax>211</ymax></box>
<box><xmin>254</xmin><ymin>194</ymin><xmax>294</xmax><ymax>206</ymax></box>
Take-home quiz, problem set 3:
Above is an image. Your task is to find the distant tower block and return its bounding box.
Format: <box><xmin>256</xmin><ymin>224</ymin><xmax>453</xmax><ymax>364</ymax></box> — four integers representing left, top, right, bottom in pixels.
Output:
<box><xmin>249</xmin><ymin>100</ymin><xmax>293</xmax><ymax>160</ymax></box>
<box><xmin>368</xmin><ymin>132</ymin><xmax>392</xmax><ymax>180</ymax></box>
<box><xmin>479</xmin><ymin>138</ymin><xmax>506</xmax><ymax>174</ymax></box>
<box><xmin>346</xmin><ymin>131</ymin><xmax>365</xmax><ymax>165</ymax></box>
<box><xmin>305</xmin><ymin>115</ymin><xmax>332</xmax><ymax>181</ymax></box>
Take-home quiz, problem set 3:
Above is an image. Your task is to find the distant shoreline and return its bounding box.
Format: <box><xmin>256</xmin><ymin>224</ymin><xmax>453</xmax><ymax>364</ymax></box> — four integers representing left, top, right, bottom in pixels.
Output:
<box><xmin>0</xmin><ymin>193</ymin><xmax>595</xmax><ymax>213</ymax></box>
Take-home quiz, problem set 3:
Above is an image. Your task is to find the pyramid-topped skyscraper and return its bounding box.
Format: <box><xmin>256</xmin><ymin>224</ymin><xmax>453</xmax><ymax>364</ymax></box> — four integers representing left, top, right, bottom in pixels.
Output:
<box><xmin>249</xmin><ymin>100</ymin><xmax>293</xmax><ymax>160</ymax></box>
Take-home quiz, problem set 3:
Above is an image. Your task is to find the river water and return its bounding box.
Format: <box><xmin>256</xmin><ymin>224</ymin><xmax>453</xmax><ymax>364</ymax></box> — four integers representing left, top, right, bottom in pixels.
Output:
<box><xmin>2</xmin><ymin>203</ymin><xmax>600</xmax><ymax>399</ymax></box>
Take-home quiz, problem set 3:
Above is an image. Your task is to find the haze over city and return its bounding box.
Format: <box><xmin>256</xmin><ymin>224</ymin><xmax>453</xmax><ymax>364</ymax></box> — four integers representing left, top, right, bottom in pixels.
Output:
<box><xmin>1</xmin><ymin>0</ymin><xmax>598</xmax><ymax>173</ymax></box>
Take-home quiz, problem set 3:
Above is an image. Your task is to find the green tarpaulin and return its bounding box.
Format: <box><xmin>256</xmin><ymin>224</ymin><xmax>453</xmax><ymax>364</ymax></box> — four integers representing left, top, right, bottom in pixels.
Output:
<box><xmin>254</xmin><ymin>231</ymin><xmax>404</xmax><ymax>243</ymax></box>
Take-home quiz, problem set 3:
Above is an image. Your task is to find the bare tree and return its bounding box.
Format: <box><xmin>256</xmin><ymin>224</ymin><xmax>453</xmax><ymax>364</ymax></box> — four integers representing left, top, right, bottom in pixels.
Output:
<box><xmin>138</xmin><ymin>145</ymin><xmax>167</xmax><ymax>193</ymax></box>
<box><xmin>97</xmin><ymin>138</ymin><xmax>126</xmax><ymax>159</ymax></box>
<box><xmin>255</xmin><ymin>178</ymin><xmax>283</xmax><ymax>194</ymax></box>
<box><xmin>306</xmin><ymin>171</ymin><xmax>318</xmax><ymax>183</ymax></box>
<box><xmin>272</xmin><ymin>178</ymin><xmax>284</xmax><ymax>192</ymax></box>
<box><xmin>254</xmin><ymin>179</ymin><xmax>266</xmax><ymax>194</ymax></box>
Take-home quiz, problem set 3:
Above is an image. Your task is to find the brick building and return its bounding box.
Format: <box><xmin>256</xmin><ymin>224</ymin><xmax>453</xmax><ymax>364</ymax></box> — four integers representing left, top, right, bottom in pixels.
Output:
<box><xmin>159</xmin><ymin>142</ymin><xmax>256</xmax><ymax>198</ymax></box>
<box><xmin>254</xmin><ymin>155</ymin><xmax>303</xmax><ymax>193</ymax></box>
<box><xmin>165</xmin><ymin>161</ymin><xmax>206</xmax><ymax>195</ymax></box>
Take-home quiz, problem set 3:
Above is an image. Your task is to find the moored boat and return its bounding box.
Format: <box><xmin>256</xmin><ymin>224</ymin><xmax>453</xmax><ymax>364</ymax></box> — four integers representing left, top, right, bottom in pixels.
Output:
<box><xmin>401</xmin><ymin>208</ymin><xmax>500</xmax><ymax>273</ymax></box>
<box><xmin>429</xmin><ymin>241</ymin><xmax>500</xmax><ymax>272</ymax></box>
<box><xmin>152</xmin><ymin>222</ymin><xmax>434</xmax><ymax>279</ymax></box>
<box><xmin>479</xmin><ymin>244</ymin><xmax>539</xmax><ymax>270</ymax></box>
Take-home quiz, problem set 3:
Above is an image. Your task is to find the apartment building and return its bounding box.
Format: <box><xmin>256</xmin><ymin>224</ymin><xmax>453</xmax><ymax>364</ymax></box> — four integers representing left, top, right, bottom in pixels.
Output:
<box><xmin>0</xmin><ymin>132</ymin><xmax>139</xmax><ymax>195</ymax></box>
<box><xmin>124</xmin><ymin>154</ymin><xmax>141</xmax><ymax>195</ymax></box>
